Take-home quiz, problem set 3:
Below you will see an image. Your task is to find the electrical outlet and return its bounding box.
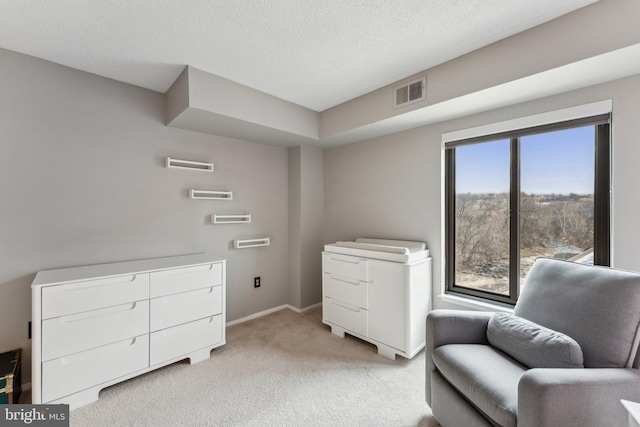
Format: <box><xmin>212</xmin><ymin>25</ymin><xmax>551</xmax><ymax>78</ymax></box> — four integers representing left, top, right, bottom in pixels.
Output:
<box><xmin>254</xmin><ymin>277</ymin><xmax>261</xmax><ymax>288</ymax></box>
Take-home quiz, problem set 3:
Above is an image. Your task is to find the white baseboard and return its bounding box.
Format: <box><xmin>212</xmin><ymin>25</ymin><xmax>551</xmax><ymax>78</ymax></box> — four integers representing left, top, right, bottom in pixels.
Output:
<box><xmin>226</xmin><ymin>302</ymin><xmax>322</xmax><ymax>327</ymax></box>
<box><xmin>287</xmin><ymin>302</ymin><xmax>322</xmax><ymax>313</ymax></box>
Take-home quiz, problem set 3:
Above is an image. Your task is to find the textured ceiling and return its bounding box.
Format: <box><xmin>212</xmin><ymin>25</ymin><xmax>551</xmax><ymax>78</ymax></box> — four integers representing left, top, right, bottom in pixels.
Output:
<box><xmin>0</xmin><ymin>0</ymin><xmax>596</xmax><ymax>111</ymax></box>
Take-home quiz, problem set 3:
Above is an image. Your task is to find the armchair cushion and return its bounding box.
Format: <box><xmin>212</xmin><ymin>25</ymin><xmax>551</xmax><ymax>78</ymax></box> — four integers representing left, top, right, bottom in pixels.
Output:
<box><xmin>515</xmin><ymin>258</ymin><xmax>640</xmax><ymax>368</ymax></box>
<box><xmin>432</xmin><ymin>344</ymin><xmax>526</xmax><ymax>427</ymax></box>
<box><xmin>487</xmin><ymin>312</ymin><xmax>584</xmax><ymax>368</ymax></box>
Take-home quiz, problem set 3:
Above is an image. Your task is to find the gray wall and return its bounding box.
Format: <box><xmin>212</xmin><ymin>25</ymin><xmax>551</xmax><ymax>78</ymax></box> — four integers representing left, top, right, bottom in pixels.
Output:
<box><xmin>0</xmin><ymin>48</ymin><xmax>291</xmax><ymax>383</ymax></box>
<box><xmin>324</xmin><ymin>126</ymin><xmax>438</xmax><ymax>246</ymax></box>
<box><xmin>288</xmin><ymin>146</ymin><xmax>324</xmax><ymax>309</ymax></box>
<box><xmin>288</xmin><ymin>148</ymin><xmax>302</xmax><ymax>307</ymax></box>
<box><xmin>324</xmin><ymin>73</ymin><xmax>640</xmax><ymax>311</ymax></box>
<box><xmin>299</xmin><ymin>146</ymin><xmax>324</xmax><ymax>308</ymax></box>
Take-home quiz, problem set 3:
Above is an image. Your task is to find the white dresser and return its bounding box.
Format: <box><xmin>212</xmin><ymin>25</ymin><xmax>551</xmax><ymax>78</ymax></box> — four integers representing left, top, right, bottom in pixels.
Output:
<box><xmin>31</xmin><ymin>253</ymin><xmax>226</xmax><ymax>409</ymax></box>
<box><xmin>322</xmin><ymin>239</ymin><xmax>431</xmax><ymax>360</ymax></box>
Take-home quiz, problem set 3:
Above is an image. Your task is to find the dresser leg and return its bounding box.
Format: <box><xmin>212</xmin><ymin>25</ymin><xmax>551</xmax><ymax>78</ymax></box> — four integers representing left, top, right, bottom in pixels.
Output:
<box><xmin>330</xmin><ymin>325</ymin><xmax>346</xmax><ymax>338</ymax></box>
<box><xmin>54</xmin><ymin>387</ymin><xmax>101</xmax><ymax>410</ymax></box>
<box><xmin>376</xmin><ymin>343</ymin><xmax>398</xmax><ymax>360</ymax></box>
<box><xmin>188</xmin><ymin>348</ymin><xmax>212</xmax><ymax>364</ymax></box>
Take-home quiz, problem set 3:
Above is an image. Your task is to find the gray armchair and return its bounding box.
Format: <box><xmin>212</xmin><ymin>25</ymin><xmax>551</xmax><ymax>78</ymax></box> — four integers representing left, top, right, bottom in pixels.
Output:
<box><xmin>426</xmin><ymin>258</ymin><xmax>640</xmax><ymax>427</ymax></box>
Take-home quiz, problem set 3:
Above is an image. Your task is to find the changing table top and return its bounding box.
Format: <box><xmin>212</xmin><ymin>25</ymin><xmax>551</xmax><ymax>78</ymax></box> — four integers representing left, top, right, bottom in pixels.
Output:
<box><xmin>324</xmin><ymin>238</ymin><xmax>429</xmax><ymax>263</ymax></box>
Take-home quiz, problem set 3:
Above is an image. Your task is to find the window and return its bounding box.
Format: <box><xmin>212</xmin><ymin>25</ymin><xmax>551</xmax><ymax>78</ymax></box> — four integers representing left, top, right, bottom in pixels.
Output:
<box><xmin>445</xmin><ymin>115</ymin><xmax>610</xmax><ymax>305</ymax></box>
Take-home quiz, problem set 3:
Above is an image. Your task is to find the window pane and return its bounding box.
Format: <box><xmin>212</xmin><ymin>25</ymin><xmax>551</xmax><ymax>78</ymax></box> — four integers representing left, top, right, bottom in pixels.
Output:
<box><xmin>520</xmin><ymin>126</ymin><xmax>595</xmax><ymax>288</ymax></box>
<box><xmin>455</xmin><ymin>139</ymin><xmax>510</xmax><ymax>295</ymax></box>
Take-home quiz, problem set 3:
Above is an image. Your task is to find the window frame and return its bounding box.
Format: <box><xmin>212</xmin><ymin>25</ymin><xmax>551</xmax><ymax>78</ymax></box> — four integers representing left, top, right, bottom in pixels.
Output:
<box><xmin>444</xmin><ymin>114</ymin><xmax>611</xmax><ymax>305</ymax></box>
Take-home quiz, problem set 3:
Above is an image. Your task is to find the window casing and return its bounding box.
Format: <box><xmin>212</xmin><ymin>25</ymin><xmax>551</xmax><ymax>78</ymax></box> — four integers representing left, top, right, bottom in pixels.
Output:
<box><xmin>445</xmin><ymin>115</ymin><xmax>611</xmax><ymax>305</ymax></box>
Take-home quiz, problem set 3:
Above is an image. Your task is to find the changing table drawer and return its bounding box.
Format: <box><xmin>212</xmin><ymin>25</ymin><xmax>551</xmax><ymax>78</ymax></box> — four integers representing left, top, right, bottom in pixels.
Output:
<box><xmin>42</xmin><ymin>300</ymin><xmax>149</xmax><ymax>361</ymax></box>
<box><xmin>150</xmin><ymin>286</ymin><xmax>223</xmax><ymax>332</ymax></box>
<box><xmin>150</xmin><ymin>263</ymin><xmax>223</xmax><ymax>298</ymax></box>
<box><xmin>42</xmin><ymin>274</ymin><xmax>149</xmax><ymax>319</ymax></box>
<box><xmin>323</xmin><ymin>296</ymin><xmax>368</xmax><ymax>337</ymax></box>
<box><xmin>323</xmin><ymin>273</ymin><xmax>368</xmax><ymax>309</ymax></box>
<box><xmin>150</xmin><ymin>315</ymin><xmax>223</xmax><ymax>366</ymax></box>
<box><xmin>42</xmin><ymin>334</ymin><xmax>149</xmax><ymax>403</ymax></box>
<box><xmin>323</xmin><ymin>254</ymin><xmax>371</xmax><ymax>283</ymax></box>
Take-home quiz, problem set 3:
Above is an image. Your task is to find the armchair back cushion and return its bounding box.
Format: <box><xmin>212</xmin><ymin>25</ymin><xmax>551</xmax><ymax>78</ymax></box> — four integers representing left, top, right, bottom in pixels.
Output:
<box><xmin>487</xmin><ymin>312</ymin><xmax>584</xmax><ymax>368</ymax></box>
<box><xmin>514</xmin><ymin>258</ymin><xmax>640</xmax><ymax>368</ymax></box>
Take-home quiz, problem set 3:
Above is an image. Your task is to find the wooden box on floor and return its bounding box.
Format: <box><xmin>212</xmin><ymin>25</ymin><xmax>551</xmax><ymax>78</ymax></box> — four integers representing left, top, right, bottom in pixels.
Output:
<box><xmin>0</xmin><ymin>348</ymin><xmax>21</xmax><ymax>404</ymax></box>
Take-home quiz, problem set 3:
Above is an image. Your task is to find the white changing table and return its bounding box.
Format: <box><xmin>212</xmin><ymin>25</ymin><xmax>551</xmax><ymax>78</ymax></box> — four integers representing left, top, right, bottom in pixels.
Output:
<box><xmin>322</xmin><ymin>238</ymin><xmax>431</xmax><ymax>360</ymax></box>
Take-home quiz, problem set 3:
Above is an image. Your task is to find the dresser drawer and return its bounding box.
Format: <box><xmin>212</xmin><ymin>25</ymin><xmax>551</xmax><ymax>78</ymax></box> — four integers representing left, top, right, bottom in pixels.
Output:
<box><xmin>323</xmin><ymin>254</ymin><xmax>371</xmax><ymax>283</ymax></box>
<box><xmin>150</xmin><ymin>263</ymin><xmax>223</xmax><ymax>298</ymax></box>
<box><xmin>323</xmin><ymin>296</ymin><xmax>368</xmax><ymax>337</ymax></box>
<box><xmin>42</xmin><ymin>300</ymin><xmax>149</xmax><ymax>361</ymax></box>
<box><xmin>323</xmin><ymin>273</ymin><xmax>368</xmax><ymax>309</ymax></box>
<box><xmin>42</xmin><ymin>335</ymin><xmax>149</xmax><ymax>403</ymax></box>
<box><xmin>150</xmin><ymin>315</ymin><xmax>223</xmax><ymax>366</ymax></box>
<box><xmin>150</xmin><ymin>286</ymin><xmax>223</xmax><ymax>332</ymax></box>
<box><xmin>41</xmin><ymin>274</ymin><xmax>149</xmax><ymax>319</ymax></box>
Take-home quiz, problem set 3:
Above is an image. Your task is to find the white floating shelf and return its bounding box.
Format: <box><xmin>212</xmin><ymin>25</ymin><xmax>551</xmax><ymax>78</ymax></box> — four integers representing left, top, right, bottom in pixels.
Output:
<box><xmin>234</xmin><ymin>237</ymin><xmax>271</xmax><ymax>249</ymax></box>
<box><xmin>212</xmin><ymin>214</ymin><xmax>252</xmax><ymax>224</ymax></box>
<box><xmin>166</xmin><ymin>157</ymin><xmax>214</xmax><ymax>172</ymax></box>
<box><xmin>190</xmin><ymin>189</ymin><xmax>233</xmax><ymax>200</ymax></box>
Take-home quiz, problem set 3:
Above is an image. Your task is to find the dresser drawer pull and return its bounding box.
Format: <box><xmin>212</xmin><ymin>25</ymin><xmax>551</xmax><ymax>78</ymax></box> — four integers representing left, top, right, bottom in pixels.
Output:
<box><xmin>330</xmin><ymin>299</ymin><xmax>360</xmax><ymax>312</ymax></box>
<box><xmin>60</xmin><ymin>302</ymin><xmax>139</xmax><ymax>323</ymax></box>
<box><xmin>60</xmin><ymin>337</ymin><xmax>140</xmax><ymax>364</ymax></box>
<box><xmin>159</xmin><ymin>286</ymin><xmax>215</xmax><ymax>303</ymax></box>
<box><xmin>61</xmin><ymin>275</ymin><xmax>138</xmax><ymax>291</ymax></box>
<box><xmin>329</xmin><ymin>254</ymin><xmax>364</xmax><ymax>264</ymax></box>
<box><xmin>328</xmin><ymin>274</ymin><xmax>360</xmax><ymax>286</ymax></box>
<box><xmin>159</xmin><ymin>316</ymin><xmax>215</xmax><ymax>336</ymax></box>
<box><xmin>157</xmin><ymin>264</ymin><xmax>214</xmax><ymax>277</ymax></box>
<box><xmin>162</xmin><ymin>285</ymin><xmax>219</xmax><ymax>302</ymax></box>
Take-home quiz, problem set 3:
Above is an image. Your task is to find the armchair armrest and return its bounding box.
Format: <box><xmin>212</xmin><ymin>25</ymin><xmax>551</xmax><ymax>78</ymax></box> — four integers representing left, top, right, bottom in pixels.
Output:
<box><xmin>427</xmin><ymin>310</ymin><xmax>493</xmax><ymax>348</ymax></box>
<box><xmin>425</xmin><ymin>310</ymin><xmax>493</xmax><ymax>404</ymax></box>
<box><xmin>518</xmin><ymin>368</ymin><xmax>640</xmax><ymax>427</ymax></box>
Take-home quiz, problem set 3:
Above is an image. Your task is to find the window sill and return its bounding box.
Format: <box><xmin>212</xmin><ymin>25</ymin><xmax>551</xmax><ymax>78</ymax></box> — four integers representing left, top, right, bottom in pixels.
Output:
<box><xmin>438</xmin><ymin>293</ymin><xmax>514</xmax><ymax>313</ymax></box>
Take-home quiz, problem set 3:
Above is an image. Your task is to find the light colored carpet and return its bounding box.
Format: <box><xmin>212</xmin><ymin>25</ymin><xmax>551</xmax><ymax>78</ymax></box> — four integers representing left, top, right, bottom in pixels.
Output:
<box><xmin>70</xmin><ymin>306</ymin><xmax>441</xmax><ymax>426</ymax></box>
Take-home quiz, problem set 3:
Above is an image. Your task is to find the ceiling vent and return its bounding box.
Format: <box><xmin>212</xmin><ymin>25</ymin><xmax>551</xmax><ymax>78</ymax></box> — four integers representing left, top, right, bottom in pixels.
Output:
<box><xmin>393</xmin><ymin>76</ymin><xmax>426</xmax><ymax>109</ymax></box>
